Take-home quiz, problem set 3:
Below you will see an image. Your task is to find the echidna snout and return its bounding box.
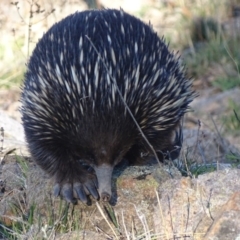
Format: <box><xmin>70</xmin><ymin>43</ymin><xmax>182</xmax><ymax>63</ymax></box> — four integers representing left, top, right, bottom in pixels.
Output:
<box><xmin>94</xmin><ymin>164</ymin><xmax>114</xmax><ymax>202</ymax></box>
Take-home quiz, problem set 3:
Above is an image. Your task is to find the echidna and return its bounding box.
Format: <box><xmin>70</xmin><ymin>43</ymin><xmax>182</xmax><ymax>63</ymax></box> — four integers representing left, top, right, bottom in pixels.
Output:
<box><xmin>21</xmin><ymin>9</ymin><xmax>195</xmax><ymax>204</ymax></box>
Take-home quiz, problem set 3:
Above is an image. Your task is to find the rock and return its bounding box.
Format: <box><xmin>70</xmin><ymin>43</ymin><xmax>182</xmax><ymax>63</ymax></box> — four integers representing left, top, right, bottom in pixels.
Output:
<box><xmin>0</xmin><ymin>109</ymin><xmax>28</xmax><ymax>157</ymax></box>
<box><xmin>154</xmin><ymin>169</ymin><xmax>240</xmax><ymax>239</ymax></box>
<box><xmin>187</xmin><ymin>88</ymin><xmax>240</xmax><ymax>149</ymax></box>
<box><xmin>0</xmin><ymin>110</ymin><xmax>25</xmax><ymax>143</ymax></box>
<box><xmin>204</xmin><ymin>192</ymin><xmax>240</xmax><ymax>240</ymax></box>
<box><xmin>180</xmin><ymin>128</ymin><xmax>240</xmax><ymax>167</ymax></box>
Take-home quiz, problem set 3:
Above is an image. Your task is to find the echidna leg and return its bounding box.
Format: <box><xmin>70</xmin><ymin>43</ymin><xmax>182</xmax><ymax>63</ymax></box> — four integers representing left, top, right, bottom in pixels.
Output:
<box><xmin>124</xmin><ymin>145</ymin><xmax>147</xmax><ymax>165</ymax></box>
<box><xmin>53</xmin><ymin>165</ymin><xmax>99</xmax><ymax>204</ymax></box>
<box><xmin>156</xmin><ymin>122</ymin><xmax>183</xmax><ymax>161</ymax></box>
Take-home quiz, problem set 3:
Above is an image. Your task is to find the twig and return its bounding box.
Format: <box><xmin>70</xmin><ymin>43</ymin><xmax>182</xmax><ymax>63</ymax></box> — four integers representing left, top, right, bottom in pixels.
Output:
<box><xmin>85</xmin><ymin>35</ymin><xmax>161</xmax><ymax>165</ymax></box>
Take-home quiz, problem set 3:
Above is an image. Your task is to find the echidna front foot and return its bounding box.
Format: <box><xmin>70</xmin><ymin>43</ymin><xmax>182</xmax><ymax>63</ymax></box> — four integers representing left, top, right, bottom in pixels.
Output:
<box><xmin>124</xmin><ymin>145</ymin><xmax>148</xmax><ymax>165</ymax></box>
<box><xmin>53</xmin><ymin>168</ymin><xmax>99</xmax><ymax>204</ymax></box>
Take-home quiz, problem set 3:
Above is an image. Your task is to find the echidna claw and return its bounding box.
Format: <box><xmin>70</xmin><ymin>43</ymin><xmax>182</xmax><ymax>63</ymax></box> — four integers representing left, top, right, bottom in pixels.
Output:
<box><xmin>53</xmin><ymin>170</ymin><xmax>99</xmax><ymax>204</ymax></box>
<box><xmin>73</xmin><ymin>182</ymin><xmax>88</xmax><ymax>203</ymax></box>
<box><xmin>84</xmin><ymin>181</ymin><xmax>99</xmax><ymax>200</ymax></box>
<box><xmin>53</xmin><ymin>183</ymin><xmax>60</xmax><ymax>197</ymax></box>
<box><xmin>61</xmin><ymin>183</ymin><xmax>77</xmax><ymax>204</ymax></box>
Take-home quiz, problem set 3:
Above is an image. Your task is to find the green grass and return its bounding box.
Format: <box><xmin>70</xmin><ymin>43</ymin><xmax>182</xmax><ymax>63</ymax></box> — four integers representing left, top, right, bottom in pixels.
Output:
<box><xmin>0</xmin><ymin>154</ymin><xmax>84</xmax><ymax>239</ymax></box>
<box><xmin>0</xmin><ymin>35</ymin><xmax>26</xmax><ymax>88</ymax></box>
<box><xmin>222</xmin><ymin>101</ymin><xmax>240</xmax><ymax>135</ymax></box>
<box><xmin>226</xmin><ymin>151</ymin><xmax>240</xmax><ymax>167</ymax></box>
<box><xmin>104</xmin><ymin>204</ymin><xmax>119</xmax><ymax>229</ymax></box>
<box><xmin>175</xmin><ymin>155</ymin><xmax>217</xmax><ymax>178</ymax></box>
<box><xmin>0</xmin><ymin>202</ymin><xmax>35</xmax><ymax>239</ymax></box>
<box><xmin>191</xmin><ymin>17</ymin><xmax>220</xmax><ymax>42</ymax></box>
<box><xmin>0</xmin><ymin>67</ymin><xmax>25</xmax><ymax>89</ymax></box>
<box><xmin>184</xmin><ymin>35</ymin><xmax>240</xmax><ymax>87</ymax></box>
<box><xmin>0</xmin><ymin>197</ymin><xmax>83</xmax><ymax>239</ymax></box>
<box><xmin>213</xmin><ymin>76</ymin><xmax>240</xmax><ymax>91</ymax></box>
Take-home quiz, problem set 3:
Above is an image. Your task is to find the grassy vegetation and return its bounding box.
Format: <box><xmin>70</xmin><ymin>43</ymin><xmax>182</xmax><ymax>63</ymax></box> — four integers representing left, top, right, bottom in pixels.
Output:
<box><xmin>0</xmin><ymin>154</ymin><xmax>84</xmax><ymax>239</ymax></box>
<box><xmin>176</xmin><ymin>145</ymin><xmax>240</xmax><ymax>178</ymax></box>
<box><xmin>222</xmin><ymin>101</ymin><xmax>240</xmax><ymax>135</ymax></box>
<box><xmin>179</xmin><ymin>106</ymin><xmax>240</xmax><ymax>177</ymax></box>
<box><xmin>184</xmin><ymin>35</ymin><xmax>240</xmax><ymax>89</ymax></box>
<box><xmin>0</xmin><ymin>199</ymin><xmax>82</xmax><ymax>239</ymax></box>
<box><xmin>175</xmin><ymin>156</ymin><xmax>217</xmax><ymax>178</ymax></box>
<box><xmin>226</xmin><ymin>151</ymin><xmax>240</xmax><ymax>166</ymax></box>
<box><xmin>0</xmin><ymin>40</ymin><xmax>26</xmax><ymax>89</ymax></box>
<box><xmin>1</xmin><ymin>0</ymin><xmax>239</xmax><ymax>91</ymax></box>
<box><xmin>0</xmin><ymin>0</ymin><xmax>55</xmax><ymax>89</ymax></box>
